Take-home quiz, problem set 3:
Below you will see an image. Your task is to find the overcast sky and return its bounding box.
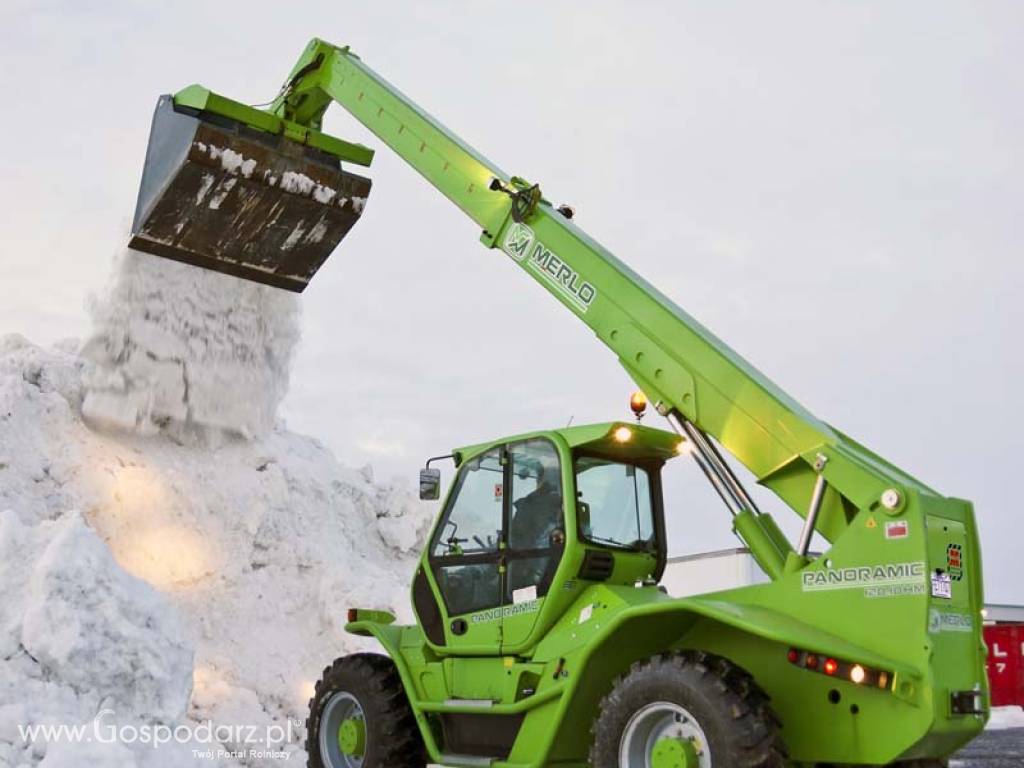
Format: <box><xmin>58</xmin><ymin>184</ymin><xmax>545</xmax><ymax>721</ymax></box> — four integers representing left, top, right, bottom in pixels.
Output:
<box><xmin>1</xmin><ymin>1</ymin><xmax>1021</xmax><ymax>601</ymax></box>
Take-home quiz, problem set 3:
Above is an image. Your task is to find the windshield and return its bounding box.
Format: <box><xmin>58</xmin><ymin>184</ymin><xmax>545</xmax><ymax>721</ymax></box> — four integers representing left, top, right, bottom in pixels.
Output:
<box><xmin>575</xmin><ymin>456</ymin><xmax>655</xmax><ymax>551</ymax></box>
<box><xmin>431</xmin><ymin>449</ymin><xmax>504</xmax><ymax>557</ymax></box>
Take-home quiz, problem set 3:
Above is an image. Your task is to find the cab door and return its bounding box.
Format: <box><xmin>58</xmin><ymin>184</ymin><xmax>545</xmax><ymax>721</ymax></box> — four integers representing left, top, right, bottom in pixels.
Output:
<box><xmin>426</xmin><ymin>447</ymin><xmax>506</xmax><ymax>651</ymax></box>
<box><xmin>502</xmin><ymin>438</ymin><xmax>567</xmax><ymax>649</ymax></box>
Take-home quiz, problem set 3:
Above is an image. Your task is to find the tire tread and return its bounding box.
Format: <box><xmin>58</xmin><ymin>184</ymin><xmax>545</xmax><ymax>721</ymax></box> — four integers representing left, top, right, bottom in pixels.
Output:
<box><xmin>305</xmin><ymin>652</ymin><xmax>425</xmax><ymax>768</ymax></box>
<box><xmin>588</xmin><ymin>651</ymin><xmax>786</xmax><ymax>768</ymax></box>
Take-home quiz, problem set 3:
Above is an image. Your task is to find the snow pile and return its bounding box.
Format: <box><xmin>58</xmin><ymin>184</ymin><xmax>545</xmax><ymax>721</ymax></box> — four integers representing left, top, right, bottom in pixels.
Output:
<box><xmin>0</xmin><ymin>335</ymin><xmax>432</xmax><ymax>767</ymax></box>
<box><xmin>19</xmin><ymin>511</ymin><xmax>193</xmax><ymax>722</ymax></box>
<box><xmin>81</xmin><ymin>250</ymin><xmax>300</xmax><ymax>439</ymax></box>
<box><xmin>988</xmin><ymin>705</ymin><xmax>1024</xmax><ymax>730</ymax></box>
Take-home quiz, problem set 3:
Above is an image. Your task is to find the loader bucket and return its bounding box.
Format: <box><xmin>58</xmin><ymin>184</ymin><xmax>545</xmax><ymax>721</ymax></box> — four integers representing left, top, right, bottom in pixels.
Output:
<box><xmin>129</xmin><ymin>95</ymin><xmax>371</xmax><ymax>292</ymax></box>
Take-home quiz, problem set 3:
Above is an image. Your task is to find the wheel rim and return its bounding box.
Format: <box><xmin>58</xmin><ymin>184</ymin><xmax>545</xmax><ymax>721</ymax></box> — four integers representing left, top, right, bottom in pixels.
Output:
<box><xmin>319</xmin><ymin>691</ymin><xmax>366</xmax><ymax>768</ymax></box>
<box><xmin>619</xmin><ymin>701</ymin><xmax>711</xmax><ymax>768</ymax></box>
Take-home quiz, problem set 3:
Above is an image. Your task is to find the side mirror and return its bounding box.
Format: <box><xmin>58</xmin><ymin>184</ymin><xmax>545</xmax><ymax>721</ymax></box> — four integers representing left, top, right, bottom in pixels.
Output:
<box><xmin>419</xmin><ymin>467</ymin><xmax>441</xmax><ymax>500</ymax></box>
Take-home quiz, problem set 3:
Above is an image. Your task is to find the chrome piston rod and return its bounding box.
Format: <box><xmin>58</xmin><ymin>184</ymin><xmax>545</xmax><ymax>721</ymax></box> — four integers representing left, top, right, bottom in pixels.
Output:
<box><xmin>797</xmin><ymin>467</ymin><xmax>828</xmax><ymax>557</ymax></box>
<box><xmin>665</xmin><ymin>412</ymin><xmax>759</xmax><ymax>518</ymax></box>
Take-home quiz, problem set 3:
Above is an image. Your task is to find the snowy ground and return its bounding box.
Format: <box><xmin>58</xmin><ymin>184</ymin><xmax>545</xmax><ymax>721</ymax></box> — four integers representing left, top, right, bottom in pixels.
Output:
<box><xmin>0</xmin><ymin>252</ymin><xmax>431</xmax><ymax>767</ymax></box>
<box><xmin>953</xmin><ymin>723</ymin><xmax>1024</xmax><ymax>767</ymax></box>
<box><xmin>953</xmin><ymin>707</ymin><xmax>1024</xmax><ymax>765</ymax></box>
<box><xmin>987</xmin><ymin>707</ymin><xmax>1024</xmax><ymax>732</ymax></box>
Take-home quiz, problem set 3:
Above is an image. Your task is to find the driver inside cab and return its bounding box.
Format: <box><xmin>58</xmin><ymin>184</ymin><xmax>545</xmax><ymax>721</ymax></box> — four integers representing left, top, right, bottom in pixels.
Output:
<box><xmin>509</xmin><ymin>463</ymin><xmax>564</xmax><ymax>592</ymax></box>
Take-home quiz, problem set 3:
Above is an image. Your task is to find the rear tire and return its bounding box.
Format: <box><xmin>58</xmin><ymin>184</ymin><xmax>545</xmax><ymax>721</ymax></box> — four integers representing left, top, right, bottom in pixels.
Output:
<box><xmin>589</xmin><ymin>651</ymin><xmax>786</xmax><ymax>768</ymax></box>
<box><xmin>306</xmin><ymin>653</ymin><xmax>425</xmax><ymax>768</ymax></box>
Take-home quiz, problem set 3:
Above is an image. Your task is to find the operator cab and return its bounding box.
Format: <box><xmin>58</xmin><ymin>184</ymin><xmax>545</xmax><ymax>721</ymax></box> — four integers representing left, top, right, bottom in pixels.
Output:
<box><xmin>413</xmin><ymin>422</ymin><xmax>684</xmax><ymax>653</ymax></box>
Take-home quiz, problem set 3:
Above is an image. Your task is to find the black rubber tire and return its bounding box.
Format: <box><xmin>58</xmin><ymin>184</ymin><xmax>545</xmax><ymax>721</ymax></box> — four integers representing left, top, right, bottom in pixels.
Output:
<box><xmin>305</xmin><ymin>653</ymin><xmax>426</xmax><ymax>768</ymax></box>
<box><xmin>589</xmin><ymin>651</ymin><xmax>786</xmax><ymax>768</ymax></box>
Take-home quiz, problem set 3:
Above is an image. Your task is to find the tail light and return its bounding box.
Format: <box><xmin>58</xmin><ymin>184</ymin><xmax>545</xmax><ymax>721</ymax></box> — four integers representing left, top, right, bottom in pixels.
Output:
<box><xmin>787</xmin><ymin>647</ymin><xmax>892</xmax><ymax>690</ymax></box>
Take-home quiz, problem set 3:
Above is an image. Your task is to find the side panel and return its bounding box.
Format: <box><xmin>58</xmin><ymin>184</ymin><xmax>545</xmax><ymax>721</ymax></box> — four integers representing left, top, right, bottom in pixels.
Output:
<box><xmin>444</xmin><ymin>656</ymin><xmax>506</xmax><ymax>701</ymax></box>
<box><xmin>923</xmin><ymin>514</ymin><xmax>987</xmax><ymax>731</ymax></box>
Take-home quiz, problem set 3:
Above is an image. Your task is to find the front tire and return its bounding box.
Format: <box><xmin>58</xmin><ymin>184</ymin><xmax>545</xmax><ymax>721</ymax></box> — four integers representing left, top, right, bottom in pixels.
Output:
<box><xmin>305</xmin><ymin>653</ymin><xmax>425</xmax><ymax>768</ymax></box>
<box><xmin>589</xmin><ymin>652</ymin><xmax>785</xmax><ymax>768</ymax></box>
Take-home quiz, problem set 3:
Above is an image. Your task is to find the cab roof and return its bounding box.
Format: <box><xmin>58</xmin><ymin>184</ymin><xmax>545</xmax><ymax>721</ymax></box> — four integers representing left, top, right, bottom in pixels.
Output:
<box><xmin>454</xmin><ymin>421</ymin><xmax>684</xmax><ymax>466</ymax></box>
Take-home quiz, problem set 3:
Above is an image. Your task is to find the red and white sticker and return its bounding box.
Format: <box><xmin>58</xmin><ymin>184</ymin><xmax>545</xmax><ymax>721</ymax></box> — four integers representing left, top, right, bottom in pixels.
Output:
<box><xmin>494</xmin><ymin>483</ymin><xmax>503</xmax><ymax>501</ymax></box>
<box><xmin>885</xmin><ymin>520</ymin><xmax>909</xmax><ymax>539</ymax></box>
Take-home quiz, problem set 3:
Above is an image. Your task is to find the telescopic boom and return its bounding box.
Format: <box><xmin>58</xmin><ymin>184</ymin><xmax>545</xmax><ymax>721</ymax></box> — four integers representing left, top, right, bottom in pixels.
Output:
<box><xmin>131</xmin><ymin>38</ymin><xmax>941</xmax><ymax>569</ymax></box>
<box><xmin>271</xmin><ymin>39</ymin><xmax>934</xmax><ymax>556</ymax></box>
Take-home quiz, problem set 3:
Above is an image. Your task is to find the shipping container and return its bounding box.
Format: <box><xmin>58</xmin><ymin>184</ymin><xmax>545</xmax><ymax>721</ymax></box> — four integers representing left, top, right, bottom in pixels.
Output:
<box><xmin>985</xmin><ymin>623</ymin><xmax>1024</xmax><ymax>707</ymax></box>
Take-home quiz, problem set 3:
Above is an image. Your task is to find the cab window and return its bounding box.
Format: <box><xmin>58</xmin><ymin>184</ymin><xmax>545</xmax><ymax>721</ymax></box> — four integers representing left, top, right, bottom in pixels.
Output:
<box><xmin>575</xmin><ymin>456</ymin><xmax>655</xmax><ymax>551</ymax></box>
<box><xmin>507</xmin><ymin>439</ymin><xmax>564</xmax><ymax>599</ymax></box>
<box><xmin>430</xmin><ymin>449</ymin><xmax>503</xmax><ymax>616</ymax></box>
<box><xmin>432</xmin><ymin>449</ymin><xmax>503</xmax><ymax>558</ymax></box>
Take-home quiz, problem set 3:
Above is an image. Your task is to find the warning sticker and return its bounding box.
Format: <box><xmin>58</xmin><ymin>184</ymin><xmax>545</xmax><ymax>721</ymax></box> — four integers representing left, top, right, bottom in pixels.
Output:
<box><xmin>931</xmin><ymin>572</ymin><xmax>952</xmax><ymax>599</ymax></box>
<box><xmin>512</xmin><ymin>585</ymin><xmax>537</xmax><ymax>604</ymax></box>
<box><xmin>885</xmin><ymin>520</ymin><xmax>909</xmax><ymax>539</ymax></box>
<box><xmin>947</xmin><ymin>543</ymin><xmax>964</xmax><ymax>581</ymax></box>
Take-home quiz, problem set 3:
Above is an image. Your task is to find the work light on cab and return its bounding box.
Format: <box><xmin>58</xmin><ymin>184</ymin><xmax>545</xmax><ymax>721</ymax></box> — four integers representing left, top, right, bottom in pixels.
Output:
<box><xmin>629</xmin><ymin>391</ymin><xmax>647</xmax><ymax>421</ymax></box>
<box><xmin>613</xmin><ymin>426</ymin><xmax>633</xmax><ymax>443</ymax></box>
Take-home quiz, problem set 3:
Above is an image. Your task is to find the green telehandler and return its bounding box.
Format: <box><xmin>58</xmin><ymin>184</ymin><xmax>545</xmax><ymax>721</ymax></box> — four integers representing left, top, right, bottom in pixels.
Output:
<box><xmin>128</xmin><ymin>38</ymin><xmax>988</xmax><ymax>768</ymax></box>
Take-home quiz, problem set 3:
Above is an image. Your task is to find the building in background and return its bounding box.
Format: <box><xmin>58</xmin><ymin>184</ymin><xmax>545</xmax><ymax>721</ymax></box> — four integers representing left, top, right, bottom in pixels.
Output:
<box><xmin>662</xmin><ymin>550</ymin><xmax>1024</xmax><ymax>709</ymax></box>
<box><xmin>660</xmin><ymin>548</ymin><xmax>769</xmax><ymax>597</ymax></box>
<box><xmin>984</xmin><ymin>604</ymin><xmax>1024</xmax><ymax>708</ymax></box>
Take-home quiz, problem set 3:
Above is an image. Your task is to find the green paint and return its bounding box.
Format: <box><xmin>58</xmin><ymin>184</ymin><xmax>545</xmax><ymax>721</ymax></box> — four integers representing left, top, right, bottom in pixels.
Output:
<box><xmin>173</xmin><ymin>84</ymin><xmax>374</xmax><ymax>167</ymax></box>
<box><xmin>337</xmin><ymin>718</ymin><xmax>365</xmax><ymax>757</ymax></box>
<box><xmin>348</xmin><ymin>608</ymin><xmax>395</xmax><ymax>625</ymax></box>
<box><xmin>161</xmin><ymin>38</ymin><xmax>988</xmax><ymax>767</ymax></box>
<box><xmin>651</xmin><ymin>737</ymin><xmax>698</xmax><ymax>768</ymax></box>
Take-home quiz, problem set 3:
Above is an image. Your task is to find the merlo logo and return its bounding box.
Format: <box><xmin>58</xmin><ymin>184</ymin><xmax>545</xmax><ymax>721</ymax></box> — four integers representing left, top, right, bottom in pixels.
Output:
<box><xmin>503</xmin><ymin>222</ymin><xmax>534</xmax><ymax>261</ymax></box>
